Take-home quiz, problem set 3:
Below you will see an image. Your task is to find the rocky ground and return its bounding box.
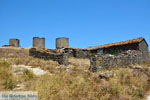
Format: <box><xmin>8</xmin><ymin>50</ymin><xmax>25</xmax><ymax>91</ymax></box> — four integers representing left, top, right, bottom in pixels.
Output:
<box><xmin>0</xmin><ymin>48</ymin><xmax>150</xmax><ymax>100</ymax></box>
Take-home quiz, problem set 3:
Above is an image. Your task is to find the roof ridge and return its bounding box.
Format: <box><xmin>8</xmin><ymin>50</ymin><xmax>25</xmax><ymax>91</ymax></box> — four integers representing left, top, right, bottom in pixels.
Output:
<box><xmin>86</xmin><ymin>37</ymin><xmax>144</xmax><ymax>50</ymax></box>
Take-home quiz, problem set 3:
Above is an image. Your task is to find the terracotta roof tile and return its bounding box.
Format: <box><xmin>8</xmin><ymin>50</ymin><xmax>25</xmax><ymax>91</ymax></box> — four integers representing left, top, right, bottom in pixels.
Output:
<box><xmin>86</xmin><ymin>37</ymin><xmax>144</xmax><ymax>50</ymax></box>
<box><xmin>64</xmin><ymin>47</ymin><xmax>83</xmax><ymax>50</ymax></box>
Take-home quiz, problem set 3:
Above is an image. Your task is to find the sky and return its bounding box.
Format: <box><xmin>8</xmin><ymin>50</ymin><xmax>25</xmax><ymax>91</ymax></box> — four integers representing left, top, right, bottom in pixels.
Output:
<box><xmin>0</xmin><ymin>0</ymin><xmax>150</xmax><ymax>49</ymax></box>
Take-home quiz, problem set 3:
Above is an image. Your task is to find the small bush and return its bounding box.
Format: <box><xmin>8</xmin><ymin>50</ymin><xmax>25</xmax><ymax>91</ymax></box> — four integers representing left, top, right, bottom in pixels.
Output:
<box><xmin>23</xmin><ymin>70</ymin><xmax>36</xmax><ymax>80</ymax></box>
<box><xmin>0</xmin><ymin>61</ymin><xmax>11</xmax><ymax>68</ymax></box>
<box><xmin>3</xmin><ymin>78</ymin><xmax>16</xmax><ymax>90</ymax></box>
<box><xmin>0</xmin><ymin>61</ymin><xmax>16</xmax><ymax>90</ymax></box>
<box><xmin>0</xmin><ymin>48</ymin><xmax>149</xmax><ymax>100</ymax></box>
<box><xmin>0</xmin><ymin>61</ymin><xmax>12</xmax><ymax>79</ymax></box>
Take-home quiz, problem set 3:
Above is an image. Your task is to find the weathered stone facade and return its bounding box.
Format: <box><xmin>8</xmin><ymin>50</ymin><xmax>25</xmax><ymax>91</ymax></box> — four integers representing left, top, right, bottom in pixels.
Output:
<box><xmin>64</xmin><ymin>48</ymin><xmax>91</xmax><ymax>58</ymax></box>
<box><xmin>9</xmin><ymin>39</ymin><xmax>20</xmax><ymax>47</ymax></box>
<box><xmin>89</xmin><ymin>38</ymin><xmax>149</xmax><ymax>57</ymax></box>
<box><xmin>56</xmin><ymin>37</ymin><xmax>69</xmax><ymax>49</ymax></box>
<box><xmin>29</xmin><ymin>48</ymin><xmax>68</xmax><ymax>65</ymax></box>
<box><xmin>1</xmin><ymin>37</ymin><xmax>149</xmax><ymax>67</ymax></box>
<box><xmin>93</xmin><ymin>43</ymin><xmax>139</xmax><ymax>54</ymax></box>
<box><xmin>138</xmin><ymin>40</ymin><xmax>149</xmax><ymax>60</ymax></box>
<box><xmin>90</xmin><ymin>50</ymin><xmax>149</xmax><ymax>72</ymax></box>
<box><xmin>33</xmin><ymin>37</ymin><xmax>45</xmax><ymax>48</ymax></box>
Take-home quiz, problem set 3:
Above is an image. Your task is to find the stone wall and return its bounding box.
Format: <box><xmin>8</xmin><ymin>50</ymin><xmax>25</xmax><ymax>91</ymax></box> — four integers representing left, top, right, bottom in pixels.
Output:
<box><xmin>64</xmin><ymin>49</ymin><xmax>91</xmax><ymax>58</ymax></box>
<box><xmin>29</xmin><ymin>48</ymin><xmax>68</xmax><ymax>65</ymax></box>
<box><xmin>90</xmin><ymin>50</ymin><xmax>149</xmax><ymax>72</ymax></box>
<box><xmin>90</xmin><ymin>43</ymin><xmax>139</xmax><ymax>54</ymax></box>
<box><xmin>74</xmin><ymin>50</ymin><xmax>90</xmax><ymax>58</ymax></box>
<box><xmin>139</xmin><ymin>40</ymin><xmax>149</xmax><ymax>60</ymax></box>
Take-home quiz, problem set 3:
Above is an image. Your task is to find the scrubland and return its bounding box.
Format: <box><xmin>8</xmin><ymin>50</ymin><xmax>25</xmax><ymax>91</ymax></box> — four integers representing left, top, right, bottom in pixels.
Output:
<box><xmin>0</xmin><ymin>48</ymin><xmax>150</xmax><ymax>100</ymax></box>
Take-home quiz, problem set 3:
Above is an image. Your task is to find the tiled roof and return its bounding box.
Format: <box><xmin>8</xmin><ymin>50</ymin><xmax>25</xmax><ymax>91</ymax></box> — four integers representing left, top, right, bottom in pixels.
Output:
<box><xmin>86</xmin><ymin>37</ymin><xmax>145</xmax><ymax>50</ymax></box>
<box><xmin>64</xmin><ymin>47</ymin><xmax>83</xmax><ymax>50</ymax></box>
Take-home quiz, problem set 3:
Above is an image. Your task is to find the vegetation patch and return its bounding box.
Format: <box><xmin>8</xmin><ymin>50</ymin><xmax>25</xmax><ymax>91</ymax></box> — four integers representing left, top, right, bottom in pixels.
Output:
<box><xmin>0</xmin><ymin>49</ymin><xmax>149</xmax><ymax>99</ymax></box>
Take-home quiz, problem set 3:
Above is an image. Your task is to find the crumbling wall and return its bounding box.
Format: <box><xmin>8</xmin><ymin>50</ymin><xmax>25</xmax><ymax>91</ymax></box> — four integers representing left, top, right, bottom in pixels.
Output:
<box><xmin>64</xmin><ymin>49</ymin><xmax>91</xmax><ymax>58</ymax></box>
<box><xmin>90</xmin><ymin>50</ymin><xmax>149</xmax><ymax>72</ymax></box>
<box><xmin>29</xmin><ymin>48</ymin><xmax>68</xmax><ymax>65</ymax></box>
<box><xmin>74</xmin><ymin>50</ymin><xmax>90</xmax><ymax>58</ymax></box>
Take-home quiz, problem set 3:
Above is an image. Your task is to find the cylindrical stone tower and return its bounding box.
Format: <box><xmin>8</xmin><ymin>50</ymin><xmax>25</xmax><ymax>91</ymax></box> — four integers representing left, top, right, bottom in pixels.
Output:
<box><xmin>56</xmin><ymin>37</ymin><xmax>69</xmax><ymax>49</ymax></box>
<box><xmin>9</xmin><ymin>39</ymin><xmax>20</xmax><ymax>47</ymax></box>
<box><xmin>33</xmin><ymin>37</ymin><xmax>45</xmax><ymax>48</ymax></box>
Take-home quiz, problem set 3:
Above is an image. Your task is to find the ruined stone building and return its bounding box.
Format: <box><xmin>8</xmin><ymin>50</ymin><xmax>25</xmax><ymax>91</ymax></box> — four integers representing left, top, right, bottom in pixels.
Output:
<box><xmin>86</xmin><ymin>37</ymin><xmax>149</xmax><ymax>59</ymax></box>
<box><xmin>60</xmin><ymin>37</ymin><xmax>149</xmax><ymax>60</ymax></box>
<box><xmin>56</xmin><ymin>37</ymin><xmax>69</xmax><ymax>49</ymax></box>
<box><xmin>86</xmin><ymin>37</ymin><xmax>149</xmax><ymax>72</ymax></box>
<box><xmin>1</xmin><ymin>37</ymin><xmax>149</xmax><ymax>67</ymax></box>
<box><xmin>63</xmin><ymin>47</ymin><xmax>89</xmax><ymax>58</ymax></box>
<box><xmin>33</xmin><ymin>37</ymin><xmax>45</xmax><ymax>48</ymax></box>
<box><xmin>9</xmin><ymin>38</ymin><xmax>20</xmax><ymax>47</ymax></box>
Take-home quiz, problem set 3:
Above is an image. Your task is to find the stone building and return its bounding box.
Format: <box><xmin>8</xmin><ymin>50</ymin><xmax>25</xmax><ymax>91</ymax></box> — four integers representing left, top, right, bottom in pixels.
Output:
<box><xmin>87</xmin><ymin>37</ymin><xmax>149</xmax><ymax>60</ymax></box>
<box><xmin>9</xmin><ymin>38</ymin><xmax>20</xmax><ymax>47</ymax></box>
<box><xmin>56</xmin><ymin>37</ymin><xmax>69</xmax><ymax>49</ymax></box>
<box><xmin>90</xmin><ymin>50</ymin><xmax>147</xmax><ymax>72</ymax></box>
<box><xmin>33</xmin><ymin>37</ymin><xmax>45</xmax><ymax>48</ymax></box>
<box><xmin>64</xmin><ymin>37</ymin><xmax>149</xmax><ymax>59</ymax></box>
<box><xmin>29</xmin><ymin>48</ymin><xmax>68</xmax><ymax>65</ymax></box>
<box><xmin>64</xmin><ymin>47</ymin><xmax>90</xmax><ymax>58</ymax></box>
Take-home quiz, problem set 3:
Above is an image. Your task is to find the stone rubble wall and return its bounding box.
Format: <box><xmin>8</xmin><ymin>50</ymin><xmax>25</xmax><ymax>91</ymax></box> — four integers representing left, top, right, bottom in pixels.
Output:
<box><xmin>90</xmin><ymin>50</ymin><xmax>149</xmax><ymax>72</ymax></box>
<box><xmin>0</xmin><ymin>47</ymin><xmax>149</xmax><ymax>69</ymax></box>
<box><xmin>64</xmin><ymin>49</ymin><xmax>91</xmax><ymax>58</ymax></box>
<box><xmin>74</xmin><ymin>50</ymin><xmax>91</xmax><ymax>58</ymax></box>
<box><xmin>29</xmin><ymin>48</ymin><xmax>68</xmax><ymax>65</ymax></box>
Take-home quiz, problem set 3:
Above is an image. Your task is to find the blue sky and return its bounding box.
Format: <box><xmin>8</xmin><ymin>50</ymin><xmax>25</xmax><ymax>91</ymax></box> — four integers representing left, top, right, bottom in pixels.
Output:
<box><xmin>0</xmin><ymin>0</ymin><xmax>149</xmax><ymax>49</ymax></box>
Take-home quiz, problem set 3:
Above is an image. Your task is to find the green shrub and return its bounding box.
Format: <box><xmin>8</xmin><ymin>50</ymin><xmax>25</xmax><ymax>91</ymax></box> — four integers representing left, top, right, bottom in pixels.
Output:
<box><xmin>0</xmin><ymin>61</ymin><xmax>12</xmax><ymax>79</ymax></box>
<box><xmin>0</xmin><ymin>61</ymin><xmax>11</xmax><ymax>68</ymax></box>
<box><xmin>0</xmin><ymin>61</ymin><xmax>16</xmax><ymax>90</ymax></box>
<box><xmin>3</xmin><ymin>78</ymin><xmax>16</xmax><ymax>90</ymax></box>
<box><xmin>23</xmin><ymin>70</ymin><xmax>35</xmax><ymax>80</ymax></box>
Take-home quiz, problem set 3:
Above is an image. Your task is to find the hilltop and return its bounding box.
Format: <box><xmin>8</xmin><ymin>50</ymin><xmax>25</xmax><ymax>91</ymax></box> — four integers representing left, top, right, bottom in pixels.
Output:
<box><xmin>0</xmin><ymin>47</ymin><xmax>150</xmax><ymax>100</ymax></box>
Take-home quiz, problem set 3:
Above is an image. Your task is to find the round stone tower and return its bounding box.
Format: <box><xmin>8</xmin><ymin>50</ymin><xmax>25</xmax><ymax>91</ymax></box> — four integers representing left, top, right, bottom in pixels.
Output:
<box><xmin>33</xmin><ymin>37</ymin><xmax>45</xmax><ymax>48</ymax></box>
<box><xmin>56</xmin><ymin>37</ymin><xmax>69</xmax><ymax>49</ymax></box>
<box><xmin>9</xmin><ymin>38</ymin><xmax>20</xmax><ymax>47</ymax></box>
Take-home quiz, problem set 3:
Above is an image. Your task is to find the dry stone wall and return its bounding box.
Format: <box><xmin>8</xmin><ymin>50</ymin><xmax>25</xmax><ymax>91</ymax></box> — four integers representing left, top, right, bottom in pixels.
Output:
<box><xmin>64</xmin><ymin>49</ymin><xmax>91</xmax><ymax>58</ymax></box>
<box><xmin>74</xmin><ymin>50</ymin><xmax>90</xmax><ymax>58</ymax></box>
<box><xmin>90</xmin><ymin>50</ymin><xmax>149</xmax><ymax>72</ymax></box>
<box><xmin>29</xmin><ymin>48</ymin><xmax>68</xmax><ymax>65</ymax></box>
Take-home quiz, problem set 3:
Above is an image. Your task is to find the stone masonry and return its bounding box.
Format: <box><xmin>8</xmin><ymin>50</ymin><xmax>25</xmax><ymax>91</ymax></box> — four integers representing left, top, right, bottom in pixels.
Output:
<box><xmin>9</xmin><ymin>39</ymin><xmax>20</xmax><ymax>47</ymax></box>
<box><xmin>90</xmin><ymin>50</ymin><xmax>149</xmax><ymax>72</ymax></box>
<box><xmin>29</xmin><ymin>48</ymin><xmax>68</xmax><ymax>65</ymax></box>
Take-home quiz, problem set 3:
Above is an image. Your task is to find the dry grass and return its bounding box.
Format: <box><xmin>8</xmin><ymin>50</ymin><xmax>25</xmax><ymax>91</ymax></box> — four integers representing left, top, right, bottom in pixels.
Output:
<box><xmin>0</xmin><ymin>61</ymin><xmax>16</xmax><ymax>90</ymax></box>
<box><xmin>23</xmin><ymin>65</ymin><xmax>150</xmax><ymax>100</ymax></box>
<box><xmin>0</xmin><ymin>48</ymin><xmax>150</xmax><ymax>100</ymax></box>
<box><xmin>9</xmin><ymin>57</ymin><xmax>59</xmax><ymax>73</ymax></box>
